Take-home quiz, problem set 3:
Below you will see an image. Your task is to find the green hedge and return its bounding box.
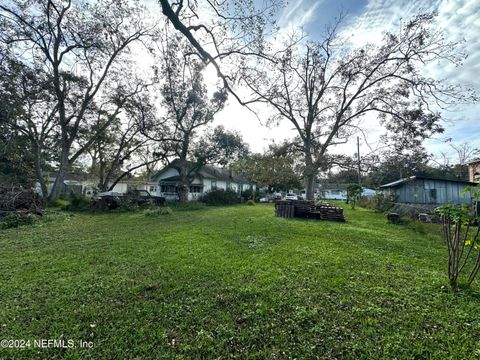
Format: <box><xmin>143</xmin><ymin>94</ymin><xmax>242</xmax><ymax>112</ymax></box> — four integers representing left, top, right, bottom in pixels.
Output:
<box><xmin>201</xmin><ymin>189</ymin><xmax>239</xmax><ymax>205</ymax></box>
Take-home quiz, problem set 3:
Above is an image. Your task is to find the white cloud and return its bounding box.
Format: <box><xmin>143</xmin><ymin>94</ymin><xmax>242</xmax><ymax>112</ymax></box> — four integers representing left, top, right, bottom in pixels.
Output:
<box><xmin>179</xmin><ymin>0</ymin><xmax>480</xmax><ymax>160</ymax></box>
<box><xmin>329</xmin><ymin>0</ymin><xmax>480</xmax><ymax>158</ymax></box>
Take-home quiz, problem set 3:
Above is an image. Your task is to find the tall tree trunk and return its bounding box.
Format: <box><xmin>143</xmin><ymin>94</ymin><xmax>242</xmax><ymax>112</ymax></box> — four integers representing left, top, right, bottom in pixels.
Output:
<box><xmin>49</xmin><ymin>148</ymin><xmax>69</xmax><ymax>200</ymax></box>
<box><xmin>178</xmin><ymin>183</ymin><xmax>189</xmax><ymax>203</ymax></box>
<box><xmin>36</xmin><ymin>170</ymin><xmax>48</xmax><ymax>199</ymax></box>
<box><xmin>177</xmin><ymin>162</ymin><xmax>189</xmax><ymax>203</ymax></box>
<box><xmin>304</xmin><ymin>151</ymin><xmax>316</xmax><ymax>201</ymax></box>
<box><xmin>305</xmin><ymin>174</ymin><xmax>315</xmax><ymax>200</ymax></box>
<box><xmin>33</xmin><ymin>143</ymin><xmax>48</xmax><ymax>198</ymax></box>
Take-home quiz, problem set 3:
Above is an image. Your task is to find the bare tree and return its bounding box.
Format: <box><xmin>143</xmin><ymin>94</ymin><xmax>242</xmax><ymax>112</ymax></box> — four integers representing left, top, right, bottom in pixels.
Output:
<box><xmin>0</xmin><ymin>0</ymin><xmax>156</xmax><ymax>199</ymax></box>
<box><xmin>450</xmin><ymin>142</ymin><xmax>480</xmax><ymax>165</ymax></box>
<box><xmin>157</xmin><ymin>0</ymin><xmax>283</xmax><ymax>104</ymax></box>
<box><xmin>242</xmin><ymin>13</ymin><xmax>477</xmax><ymax>199</ymax></box>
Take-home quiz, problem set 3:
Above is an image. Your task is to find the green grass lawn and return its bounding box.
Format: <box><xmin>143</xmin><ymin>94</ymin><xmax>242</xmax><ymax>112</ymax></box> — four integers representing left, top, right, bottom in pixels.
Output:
<box><xmin>1</xmin><ymin>204</ymin><xmax>480</xmax><ymax>359</ymax></box>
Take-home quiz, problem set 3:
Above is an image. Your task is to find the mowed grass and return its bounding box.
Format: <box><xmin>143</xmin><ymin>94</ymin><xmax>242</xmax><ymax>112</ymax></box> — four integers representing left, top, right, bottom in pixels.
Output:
<box><xmin>1</xmin><ymin>204</ymin><xmax>480</xmax><ymax>359</ymax></box>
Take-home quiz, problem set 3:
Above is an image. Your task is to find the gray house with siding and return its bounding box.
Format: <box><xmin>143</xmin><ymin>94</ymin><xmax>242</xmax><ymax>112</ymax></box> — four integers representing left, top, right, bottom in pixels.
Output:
<box><xmin>380</xmin><ymin>176</ymin><xmax>477</xmax><ymax>205</ymax></box>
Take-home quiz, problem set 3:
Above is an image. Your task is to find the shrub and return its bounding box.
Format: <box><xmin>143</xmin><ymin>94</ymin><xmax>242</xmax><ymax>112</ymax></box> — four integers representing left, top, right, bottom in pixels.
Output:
<box><xmin>246</xmin><ymin>200</ymin><xmax>255</xmax><ymax>206</ymax></box>
<box><xmin>241</xmin><ymin>188</ymin><xmax>258</xmax><ymax>201</ymax></box>
<box><xmin>346</xmin><ymin>184</ymin><xmax>363</xmax><ymax>209</ymax></box>
<box><xmin>48</xmin><ymin>199</ymin><xmax>69</xmax><ymax>208</ymax></box>
<box><xmin>436</xmin><ymin>186</ymin><xmax>480</xmax><ymax>291</ymax></box>
<box><xmin>62</xmin><ymin>193</ymin><xmax>91</xmax><ymax>211</ymax></box>
<box><xmin>0</xmin><ymin>212</ymin><xmax>38</xmax><ymax>229</ymax></box>
<box><xmin>117</xmin><ymin>191</ymin><xmax>142</xmax><ymax>211</ymax></box>
<box><xmin>372</xmin><ymin>193</ymin><xmax>395</xmax><ymax>212</ymax></box>
<box><xmin>358</xmin><ymin>196</ymin><xmax>375</xmax><ymax>209</ymax></box>
<box><xmin>144</xmin><ymin>207</ymin><xmax>173</xmax><ymax>217</ymax></box>
<box><xmin>201</xmin><ymin>189</ymin><xmax>239</xmax><ymax>205</ymax></box>
<box><xmin>436</xmin><ymin>203</ymin><xmax>480</xmax><ymax>291</ymax></box>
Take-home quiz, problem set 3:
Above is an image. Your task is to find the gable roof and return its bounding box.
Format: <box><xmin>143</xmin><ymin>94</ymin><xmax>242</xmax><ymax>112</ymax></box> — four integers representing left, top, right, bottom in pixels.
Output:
<box><xmin>380</xmin><ymin>175</ymin><xmax>478</xmax><ymax>188</ymax></box>
<box><xmin>153</xmin><ymin>162</ymin><xmax>254</xmax><ymax>185</ymax></box>
<box><xmin>467</xmin><ymin>158</ymin><xmax>480</xmax><ymax>165</ymax></box>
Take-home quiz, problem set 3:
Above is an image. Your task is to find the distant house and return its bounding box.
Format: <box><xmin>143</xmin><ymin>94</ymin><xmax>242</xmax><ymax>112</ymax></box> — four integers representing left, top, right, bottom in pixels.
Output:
<box><xmin>380</xmin><ymin>176</ymin><xmax>477</xmax><ymax>205</ymax></box>
<box><xmin>34</xmin><ymin>173</ymin><xmax>133</xmax><ymax>198</ymax></box>
<box><xmin>135</xmin><ymin>181</ymin><xmax>158</xmax><ymax>194</ymax></box>
<box><xmin>316</xmin><ymin>183</ymin><xmax>348</xmax><ymax>200</ymax></box>
<box><xmin>316</xmin><ymin>182</ymin><xmax>376</xmax><ymax>200</ymax></box>
<box><xmin>468</xmin><ymin>159</ymin><xmax>480</xmax><ymax>183</ymax></box>
<box><xmin>35</xmin><ymin>174</ymin><xmax>90</xmax><ymax>197</ymax></box>
<box><xmin>152</xmin><ymin>164</ymin><xmax>256</xmax><ymax>201</ymax></box>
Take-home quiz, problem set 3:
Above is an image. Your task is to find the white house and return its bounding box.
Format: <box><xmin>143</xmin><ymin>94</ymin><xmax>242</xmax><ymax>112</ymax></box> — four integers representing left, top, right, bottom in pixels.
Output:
<box><xmin>316</xmin><ymin>182</ymin><xmax>377</xmax><ymax>201</ymax></box>
<box><xmin>135</xmin><ymin>181</ymin><xmax>158</xmax><ymax>194</ymax></box>
<box><xmin>152</xmin><ymin>164</ymin><xmax>256</xmax><ymax>201</ymax></box>
<box><xmin>316</xmin><ymin>183</ymin><xmax>348</xmax><ymax>200</ymax></box>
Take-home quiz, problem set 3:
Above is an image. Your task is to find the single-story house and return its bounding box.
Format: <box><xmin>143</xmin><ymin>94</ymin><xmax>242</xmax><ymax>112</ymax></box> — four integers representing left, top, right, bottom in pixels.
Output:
<box><xmin>152</xmin><ymin>164</ymin><xmax>256</xmax><ymax>201</ymax></box>
<box><xmin>136</xmin><ymin>181</ymin><xmax>158</xmax><ymax>194</ymax></box>
<box><xmin>34</xmin><ymin>173</ymin><xmax>134</xmax><ymax>198</ymax></box>
<box><xmin>35</xmin><ymin>176</ymin><xmax>88</xmax><ymax>197</ymax></box>
<box><xmin>316</xmin><ymin>182</ymin><xmax>376</xmax><ymax>200</ymax></box>
<box><xmin>316</xmin><ymin>183</ymin><xmax>348</xmax><ymax>200</ymax></box>
<box><xmin>380</xmin><ymin>175</ymin><xmax>477</xmax><ymax>205</ymax></box>
<box><xmin>468</xmin><ymin>159</ymin><xmax>480</xmax><ymax>183</ymax></box>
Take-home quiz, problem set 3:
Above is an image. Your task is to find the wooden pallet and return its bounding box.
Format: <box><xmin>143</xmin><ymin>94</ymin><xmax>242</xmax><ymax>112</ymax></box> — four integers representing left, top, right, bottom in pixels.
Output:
<box><xmin>275</xmin><ymin>200</ymin><xmax>345</xmax><ymax>222</ymax></box>
<box><xmin>275</xmin><ymin>203</ymin><xmax>295</xmax><ymax>218</ymax></box>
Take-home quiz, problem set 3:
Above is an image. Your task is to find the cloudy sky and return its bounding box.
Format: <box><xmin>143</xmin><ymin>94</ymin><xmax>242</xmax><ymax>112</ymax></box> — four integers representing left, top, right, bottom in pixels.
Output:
<box><xmin>209</xmin><ymin>0</ymin><xmax>480</xmax><ymax>162</ymax></box>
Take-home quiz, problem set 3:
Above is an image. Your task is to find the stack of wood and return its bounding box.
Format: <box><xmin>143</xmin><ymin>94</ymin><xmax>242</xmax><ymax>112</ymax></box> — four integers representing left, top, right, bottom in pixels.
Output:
<box><xmin>275</xmin><ymin>200</ymin><xmax>345</xmax><ymax>222</ymax></box>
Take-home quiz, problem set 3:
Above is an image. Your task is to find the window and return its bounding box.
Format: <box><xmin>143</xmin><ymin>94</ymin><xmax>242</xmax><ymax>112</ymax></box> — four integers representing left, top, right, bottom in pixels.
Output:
<box><xmin>226</xmin><ymin>181</ymin><xmax>231</xmax><ymax>189</ymax></box>
<box><xmin>149</xmin><ymin>185</ymin><xmax>156</xmax><ymax>193</ymax></box>
<box><xmin>160</xmin><ymin>185</ymin><xmax>177</xmax><ymax>194</ymax></box>
<box><xmin>190</xmin><ymin>185</ymin><xmax>203</xmax><ymax>194</ymax></box>
<box><xmin>429</xmin><ymin>189</ymin><xmax>437</xmax><ymax>200</ymax></box>
<box><xmin>211</xmin><ymin>180</ymin><xmax>217</xmax><ymax>190</ymax></box>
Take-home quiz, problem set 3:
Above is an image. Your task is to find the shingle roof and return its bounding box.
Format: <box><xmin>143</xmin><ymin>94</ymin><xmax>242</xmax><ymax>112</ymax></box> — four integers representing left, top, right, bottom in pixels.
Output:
<box><xmin>153</xmin><ymin>162</ymin><xmax>255</xmax><ymax>185</ymax></box>
<box><xmin>467</xmin><ymin>158</ymin><xmax>480</xmax><ymax>165</ymax></box>
<box><xmin>380</xmin><ymin>175</ymin><xmax>478</xmax><ymax>188</ymax></box>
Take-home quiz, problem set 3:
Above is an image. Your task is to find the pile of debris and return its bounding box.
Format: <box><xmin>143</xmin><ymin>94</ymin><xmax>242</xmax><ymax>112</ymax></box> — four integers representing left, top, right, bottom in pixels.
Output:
<box><xmin>275</xmin><ymin>200</ymin><xmax>345</xmax><ymax>222</ymax></box>
<box><xmin>0</xmin><ymin>185</ymin><xmax>45</xmax><ymax>216</ymax></box>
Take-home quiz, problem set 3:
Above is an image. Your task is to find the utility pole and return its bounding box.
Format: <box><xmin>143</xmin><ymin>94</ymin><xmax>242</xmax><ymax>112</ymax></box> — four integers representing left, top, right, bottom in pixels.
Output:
<box><xmin>357</xmin><ymin>136</ymin><xmax>362</xmax><ymax>187</ymax></box>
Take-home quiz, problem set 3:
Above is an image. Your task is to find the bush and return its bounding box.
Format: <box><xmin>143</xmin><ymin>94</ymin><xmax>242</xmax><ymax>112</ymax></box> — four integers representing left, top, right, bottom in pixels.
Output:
<box><xmin>144</xmin><ymin>207</ymin><xmax>173</xmax><ymax>217</ymax></box>
<box><xmin>346</xmin><ymin>183</ymin><xmax>363</xmax><ymax>209</ymax></box>
<box><xmin>246</xmin><ymin>200</ymin><xmax>255</xmax><ymax>206</ymax></box>
<box><xmin>62</xmin><ymin>193</ymin><xmax>91</xmax><ymax>211</ymax></box>
<box><xmin>0</xmin><ymin>212</ymin><xmax>38</xmax><ymax>229</ymax></box>
<box><xmin>48</xmin><ymin>199</ymin><xmax>69</xmax><ymax>208</ymax></box>
<box><xmin>372</xmin><ymin>193</ymin><xmax>395</xmax><ymax>212</ymax></box>
<box><xmin>241</xmin><ymin>188</ymin><xmax>258</xmax><ymax>201</ymax></box>
<box><xmin>357</xmin><ymin>196</ymin><xmax>375</xmax><ymax>209</ymax></box>
<box><xmin>117</xmin><ymin>191</ymin><xmax>142</xmax><ymax>211</ymax></box>
<box><xmin>201</xmin><ymin>189</ymin><xmax>239</xmax><ymax>206</ymax></box>
<box><xmin>170</xmin><ymin>201</ymin><xmax>206</xmax><ymax>211</ymax></box>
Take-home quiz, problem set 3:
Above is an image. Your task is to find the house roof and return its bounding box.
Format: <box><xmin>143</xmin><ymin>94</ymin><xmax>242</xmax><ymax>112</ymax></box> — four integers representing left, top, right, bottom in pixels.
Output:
<box><xmin>380</xmin><ymin>175</ymin><xmax>478</xmax><ymax>188</ymax></box>
<box><xmin>467</xmin><ymin>158</ymin><xmax>480</xmax><ymax>165</ymax></box>
<box><xmin>153</xmin><ymin>162</ymin><xmax>255</xmax><ymax>185</ymax></box>
<box><xmin>160</xmin><ymin>176</ymin><xmax>203</xmax><ymax>186</ymax></box>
